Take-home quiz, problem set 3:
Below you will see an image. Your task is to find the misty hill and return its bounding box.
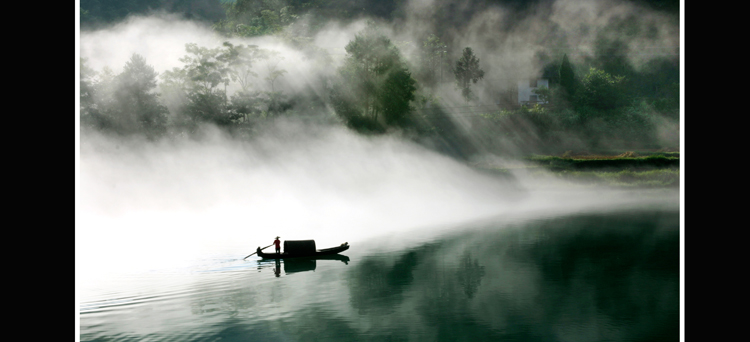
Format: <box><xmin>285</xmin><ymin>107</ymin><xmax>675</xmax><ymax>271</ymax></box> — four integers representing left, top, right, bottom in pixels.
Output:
<box><xmin>80</xmin><ymin>0</ymin><xmax>679</xmax><ymax>30</ymax></box>
<box><xmin>80</xmin><ymin>0</ymin><xmax>227</xmax><ymax>28</ymax></box>
<box><xmin>80</xmin><ymin>0</ymin><xmax>680</xmax><ymax>157</ymax></box>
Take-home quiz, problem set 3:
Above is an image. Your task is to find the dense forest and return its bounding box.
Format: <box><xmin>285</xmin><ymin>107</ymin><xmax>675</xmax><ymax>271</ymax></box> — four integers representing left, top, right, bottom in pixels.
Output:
<box><xmin>79</xmin><ymin>0</ymin><xmax>680</xmax><ymax>158</ymax></box>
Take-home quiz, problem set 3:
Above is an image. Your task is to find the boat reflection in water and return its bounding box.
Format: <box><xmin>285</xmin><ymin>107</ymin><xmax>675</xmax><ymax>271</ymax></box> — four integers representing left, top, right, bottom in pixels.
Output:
<box><xmin>259</xmin><ymin>254</ymin><xmax>351</xmax><ymax>277</ymax></box>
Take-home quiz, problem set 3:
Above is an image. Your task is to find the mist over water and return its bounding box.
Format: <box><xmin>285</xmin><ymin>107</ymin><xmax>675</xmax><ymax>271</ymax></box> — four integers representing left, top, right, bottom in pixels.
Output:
<box><xmin>78</xmin><ymin>119</ymin><xmax>676</xmax><ymax>298</ymax></box>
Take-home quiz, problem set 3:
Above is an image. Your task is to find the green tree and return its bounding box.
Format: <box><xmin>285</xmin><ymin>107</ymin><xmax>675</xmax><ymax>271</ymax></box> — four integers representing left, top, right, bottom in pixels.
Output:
<box><xmin>532</xmin><ymin>86</ymin><xmax>550</xmax><ymax>103</ymax></box>
<box><xmin>260</xmin><ymin>50</ymin><xmax>289</xmax><ymax>116</ymax></box>
<box><xmin>559</xmin><ymin>53</ymin><xmax>577</xmax><ymax>103</ymax></box>
<box><xmin>575</xmin><ymin>68</ymin><xmax>628</xmax><ymax>111</ymax></box>
<box><xmin>219</xmin><ymin>42</ymin><xmax>261</xmax><ymax>92</ymax></box>
<box><xmin>418</xmin><ymin>34</ymin><xmax>448</xmax><ymax>88</ymax></box>
<box><xmin>180</xmin><ymin>43</ymin><xmax>231</xmax><ymax>96</ymax></box>
<box><xmin>228</xmin><ymin>90</ymin><xmax>264</xmax><ymax>122</ymax></box>
<box><xmin>174</xmin><ymin>43</ymin><xmax>237</xmax><ymax>126</ymax></box>
<box><xmin>79</xmin><ymin>58</ymin><xmax>101</xmax><ymax>129</ymax></box>
<box><xmin>215</xmin><ymin>0</ymin><xmax>298</xmax><ymax>37</ymax></box>
<box><xmin>116</xmin><ymin>54</ymin><xmax>169</xmax><ymax>137</ymax></box>
<box><xmin>453</xmin><ymin>47</ymin><xmax>484</xmax><ymax>104</ymax></box>
<box><xmin>258</xmin><ymin>49</ymin><xmax>287</xmax><ymax>93</ymax></box>
<box><xmin>216</xmin><ymin>42</ymin><xmax>269</xmax><ymax>122</ymax></box>
<box><xmin>330</xmin><ymin>25</ymin><xmax>417</xmax><ymax>133</ymax></box>
<box><xmin>87</xmin><ymin>54</ymin><xmax>169</xmax><ymax>137</ymax></box>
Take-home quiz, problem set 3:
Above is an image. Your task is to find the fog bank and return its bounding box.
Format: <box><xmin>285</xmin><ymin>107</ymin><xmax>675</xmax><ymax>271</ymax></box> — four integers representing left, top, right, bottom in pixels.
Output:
<box><xmin>78</xmin><ymin>120</ymin><xmax>676</xmax><ymax>285</ymax></box>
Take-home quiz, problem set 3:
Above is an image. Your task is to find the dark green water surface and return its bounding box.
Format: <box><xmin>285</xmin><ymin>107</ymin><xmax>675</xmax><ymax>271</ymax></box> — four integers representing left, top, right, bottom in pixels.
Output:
<box><xmin>79</xmin><ymin>209</ymin><xmax>679</xmax><ymax>341</ymax></box>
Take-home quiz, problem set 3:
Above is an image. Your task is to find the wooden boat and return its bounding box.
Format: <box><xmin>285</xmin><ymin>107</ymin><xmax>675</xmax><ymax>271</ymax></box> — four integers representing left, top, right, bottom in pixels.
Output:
<box><xmin>257</xmin><ymin>240</ymin><xmax>349</xmax><ymax>259</ymax></box>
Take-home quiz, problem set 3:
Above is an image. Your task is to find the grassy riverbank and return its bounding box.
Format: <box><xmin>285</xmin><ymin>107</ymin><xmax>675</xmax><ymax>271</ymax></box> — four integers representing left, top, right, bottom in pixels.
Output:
<box><xmin>473</xmin><ymin>150</ymin><xmax>680</xmax><ymax>188</ymax></box>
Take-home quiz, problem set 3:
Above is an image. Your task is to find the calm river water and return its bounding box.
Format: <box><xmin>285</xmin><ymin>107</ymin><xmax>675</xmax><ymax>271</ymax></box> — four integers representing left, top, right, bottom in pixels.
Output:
<box><xmin>79</xmin><ymin>208</ymin><xmax>679</xmax><ymax>342</ymax></box>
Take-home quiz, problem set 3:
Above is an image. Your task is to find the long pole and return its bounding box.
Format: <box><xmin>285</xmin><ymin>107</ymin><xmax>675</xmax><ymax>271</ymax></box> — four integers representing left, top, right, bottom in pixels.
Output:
<box><xmin>244</xmin><ymin>244</ymin><xmax>273</xmax><ymax>260</ymax></box>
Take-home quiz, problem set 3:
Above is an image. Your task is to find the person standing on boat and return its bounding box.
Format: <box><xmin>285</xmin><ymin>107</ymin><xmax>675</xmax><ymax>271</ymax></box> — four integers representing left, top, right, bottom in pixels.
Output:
<box><xmin>273</xmin><ymin>236</ymin><xmax>281</xmax><ymax>254</ymax></box>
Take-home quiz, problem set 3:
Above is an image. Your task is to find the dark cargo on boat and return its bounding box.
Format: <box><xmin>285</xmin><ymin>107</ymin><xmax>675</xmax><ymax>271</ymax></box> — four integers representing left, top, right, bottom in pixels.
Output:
<box><xmin>256</xmin><ymin>240</ymin><xmax>349</xmax><ymax>259</ymax></box>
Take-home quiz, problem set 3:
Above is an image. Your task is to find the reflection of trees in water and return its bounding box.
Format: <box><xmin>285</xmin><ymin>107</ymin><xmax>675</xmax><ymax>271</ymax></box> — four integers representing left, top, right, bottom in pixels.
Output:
<box><xmin>457</xmin><ymin>251</ymin><xmax>485</xmax><ymax>299</ymax></box>
<box><xmin>188</xmin><ymin>257</ymin><xmax>345</xmax><ymax>318</ymax></box>
<box><xmin>412</xmin><ymin>249</ymin><xmax>506</xmax><ymax>341</ymax></box>
<box><xmin>346</xmin><ymin>241</ymin><xmax>499</xmax><ymax>340</ymax></box>
<box><xmin>189</xmin><ymin>261</ymin><xmax>280</xmax><ymax>317</ymax></box>
<box><xmin>414</xmin><ymin>250</ymin><xmax>486</xmax><ymax>317</ymax></box>
<box><xmin>347</xmin><ymin>246</ymin><xmax>429</xmax><ymax>315</ymax></box>
<box><xmin>513</xmin><ymin>213</ymin><xmax>679</xmax><ymax>324</ymax></box>
<box><xmin>342</xmin><ymin>210</ymin><xmax>678</xmax><ymax>341</ymax></box>
<box><xmin>182</xmin><ymin>211</ymin><xmax>677</xmax><ymax>341</ymax></box>
<box><xmin>190</xmin><ymin>280</ymin><xmax>260</xmax><ymax>317</ymax></box>
<box><xmin>207</xmin><ymin>306</ymin><xmax>362</xmax><ymax>341</ymax></box>
<box><xmin>501</xmin><ymin>211</ymin><xmax>680</xmax><ymax>341</ymax></box>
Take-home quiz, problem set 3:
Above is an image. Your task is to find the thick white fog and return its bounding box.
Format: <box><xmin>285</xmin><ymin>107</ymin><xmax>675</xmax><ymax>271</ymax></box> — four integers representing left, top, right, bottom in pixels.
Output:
<box><xmin>77</xmin><ymin>120</ymin><xmax>675</xmax><ymax>287</ymax></box>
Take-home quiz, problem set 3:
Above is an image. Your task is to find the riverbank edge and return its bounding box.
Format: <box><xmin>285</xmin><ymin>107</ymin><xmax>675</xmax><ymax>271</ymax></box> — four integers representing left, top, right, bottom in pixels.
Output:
<box><xmin>471</xmin><ymin>151</ymin><xmax>680</xmax><ymax>189</ymax></box>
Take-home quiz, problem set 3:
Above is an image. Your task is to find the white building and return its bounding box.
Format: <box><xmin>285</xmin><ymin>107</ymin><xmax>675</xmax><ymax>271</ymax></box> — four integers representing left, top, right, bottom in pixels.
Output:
<box><xmin>517</xmin><ymin>78</ymin><xmax>549</xmax><ymax>105</ymax></box>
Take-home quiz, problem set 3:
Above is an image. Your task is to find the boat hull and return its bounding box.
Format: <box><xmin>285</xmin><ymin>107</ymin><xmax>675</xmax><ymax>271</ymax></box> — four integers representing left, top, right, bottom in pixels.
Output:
<box><xmin>258</xmin><ymin>243</ymin><xmax>350</xmax><ymax>259</ymax></box>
